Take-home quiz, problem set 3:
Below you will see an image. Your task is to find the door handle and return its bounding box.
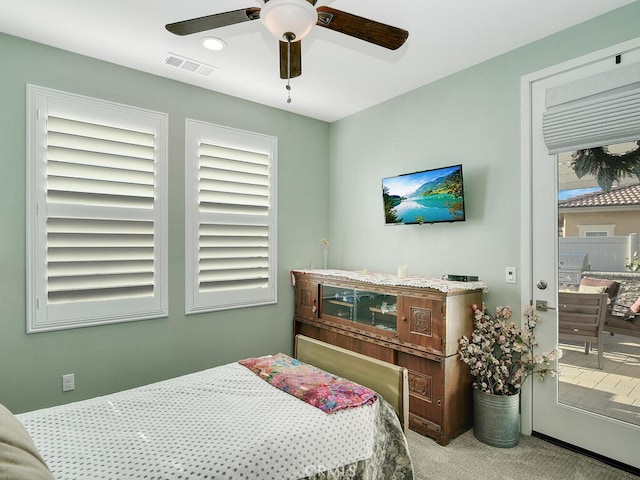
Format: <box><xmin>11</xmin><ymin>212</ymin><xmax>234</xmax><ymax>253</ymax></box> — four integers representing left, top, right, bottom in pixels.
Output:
<box><xmin>535</xmin><ymin>300</ymin><xmax>556</xmax><ymax>311</ymax></box>
<box><xmin>537</xmin><ymin>280</ymin><xmax>548</xmax><ymax>290</ymax></box>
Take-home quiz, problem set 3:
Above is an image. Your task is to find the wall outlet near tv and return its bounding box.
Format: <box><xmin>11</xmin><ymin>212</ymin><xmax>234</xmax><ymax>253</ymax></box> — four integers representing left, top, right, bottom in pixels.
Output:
<box><xmin>505</xmin><ymin>267</ymin><xmax>517</xmax><ymax>284</ymax></box>
<box><xmin>62</xmin><ymin>373</ymin><xmax>75</xmax><ymax>392</ymax></box>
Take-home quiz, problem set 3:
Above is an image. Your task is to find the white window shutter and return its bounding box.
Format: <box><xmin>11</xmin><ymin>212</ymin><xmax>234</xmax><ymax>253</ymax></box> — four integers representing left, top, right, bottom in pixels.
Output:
<box><xmin>185</xmin><ymin>120</ymin><xmax>277</xmax><ymax>313</ymax></box>
<box><xmin>27</xmin><ymin>85</ymin><xmax>168</xmax><ymax>332</ymax></box>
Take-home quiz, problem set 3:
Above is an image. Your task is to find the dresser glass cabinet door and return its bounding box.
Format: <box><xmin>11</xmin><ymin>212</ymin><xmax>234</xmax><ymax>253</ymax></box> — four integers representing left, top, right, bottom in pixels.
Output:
<box><xmin>321</xmin><ymin>285</ymin><xmax>398</xmax><ymax>335</ymax></box>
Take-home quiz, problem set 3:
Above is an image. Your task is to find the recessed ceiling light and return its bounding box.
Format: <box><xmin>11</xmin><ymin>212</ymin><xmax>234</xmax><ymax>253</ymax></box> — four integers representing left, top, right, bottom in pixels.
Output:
<box><xmin>202</xmin><ymin>37</ymin><xmax>226</xmax><ymax>51</ymax></box>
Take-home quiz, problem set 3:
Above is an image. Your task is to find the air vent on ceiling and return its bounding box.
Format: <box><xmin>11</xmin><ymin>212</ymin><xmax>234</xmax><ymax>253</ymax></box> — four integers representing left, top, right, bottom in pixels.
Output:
<box><xmin>164</xmin><ymin>53</ymin><xmax>218</xmax><ymax>76</ymax></box>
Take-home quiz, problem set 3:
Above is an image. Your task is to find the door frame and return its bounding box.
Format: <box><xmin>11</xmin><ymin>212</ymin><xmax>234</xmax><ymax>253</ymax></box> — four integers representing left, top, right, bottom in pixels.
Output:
<box><xmin>519</xmin><ymin>36</ymin><xmax>640</xmax><ymax>438</ymax></box>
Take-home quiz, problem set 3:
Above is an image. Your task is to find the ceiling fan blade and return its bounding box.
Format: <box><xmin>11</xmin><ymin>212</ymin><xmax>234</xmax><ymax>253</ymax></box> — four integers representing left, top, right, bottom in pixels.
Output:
<box><xmin>166</xmin><ymin>8</ymin><xmax>260</xmax><ymax>36</ymax></box>
<box><xmin>316</xmin><ymin>6</ymin><xmax>408</xmax><ymax>50</ymax></box>
<box><xmin>279</xmin><ymin>40</ymin><xmax>302</xmax><ymax>79</ymax></box>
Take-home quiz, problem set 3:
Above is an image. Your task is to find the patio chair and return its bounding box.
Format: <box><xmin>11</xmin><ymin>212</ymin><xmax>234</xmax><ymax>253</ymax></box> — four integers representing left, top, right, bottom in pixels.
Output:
<box><xmin>578</xmin><ymin>277</ymin><xmax>620</xmax><ymax>304</ymax></box>
<box><xmin>579</xmin><ymin>277</ymin><xmax>640</xmax><ymax>339</ymax></box>
<box><xmin>558</xmin><ymin>291</ymin><xmax>608</xmax><ymax>370</ymax></box>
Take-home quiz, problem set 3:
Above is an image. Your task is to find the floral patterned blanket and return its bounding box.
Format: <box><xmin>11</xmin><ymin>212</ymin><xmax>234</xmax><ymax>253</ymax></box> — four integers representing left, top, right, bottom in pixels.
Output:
<box><xmin>239</xmin><ymin>353</ymin><xmax>378</xmax><ymax>413</ymax></box>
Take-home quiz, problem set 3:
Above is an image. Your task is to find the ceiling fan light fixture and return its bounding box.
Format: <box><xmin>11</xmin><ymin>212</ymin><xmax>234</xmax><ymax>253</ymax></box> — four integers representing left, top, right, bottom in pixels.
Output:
<box><xmin>201</xmin><ymin>37</ymin><xmax>227</xmax><ymax>51</ymax></box>
<box><xmin>261</xmin><ymin>0</ymin><xmax>317</xmax><ymax>41</ymax></box>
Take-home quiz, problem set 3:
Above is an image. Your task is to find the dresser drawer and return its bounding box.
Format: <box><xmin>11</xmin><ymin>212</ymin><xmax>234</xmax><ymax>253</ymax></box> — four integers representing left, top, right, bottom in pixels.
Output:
<box><xmin>294</xmin><ymin>277</ymin><xmax>318</xmax><ymax>319</ymax></box>
<box><xmin>398</xmin><ymin>295</ymin><xmax>444</xmax><ymax>354</ymax></box>
<box><xmin>397</xmin><ymin>351</ymin><xmax>444</xmax><ymax>435</ymax></box>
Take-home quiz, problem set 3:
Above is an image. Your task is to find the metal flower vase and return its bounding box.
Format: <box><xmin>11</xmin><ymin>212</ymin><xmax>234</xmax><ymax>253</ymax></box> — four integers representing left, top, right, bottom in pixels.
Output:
<box><xmin>473</xmin><ymin>388</ymin><xmax>520</xmax><ymax>448</ymax></box>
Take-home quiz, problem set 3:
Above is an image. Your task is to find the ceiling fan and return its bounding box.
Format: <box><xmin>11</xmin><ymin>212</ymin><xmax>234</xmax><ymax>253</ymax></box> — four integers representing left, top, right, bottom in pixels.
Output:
<box><xmin>165</xmin><ymin>0</ymin><xmax>409</xmax><ymax>89</ymax></box>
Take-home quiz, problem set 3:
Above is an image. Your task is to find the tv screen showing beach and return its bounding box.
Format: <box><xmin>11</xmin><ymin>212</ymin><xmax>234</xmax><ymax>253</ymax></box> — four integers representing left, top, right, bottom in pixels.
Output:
<box><xmin>382</xmin><ymin>164</ymin><xmax>466</xmax><ymax>225</ymax></box>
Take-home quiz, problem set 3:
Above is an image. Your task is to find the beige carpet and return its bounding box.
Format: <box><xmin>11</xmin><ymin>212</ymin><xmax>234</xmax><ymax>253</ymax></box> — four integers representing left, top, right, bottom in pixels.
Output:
<box><xmin>406</xmin><ymin>429</ymin><xmax>638</xmax><ymax>480</ymax></box>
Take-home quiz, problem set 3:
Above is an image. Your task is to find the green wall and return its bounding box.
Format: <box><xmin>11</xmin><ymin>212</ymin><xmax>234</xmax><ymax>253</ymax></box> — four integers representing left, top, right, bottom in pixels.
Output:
<box><xmin>0</xmin><ymin>33</ymin><xmax>330</xmax><ymax>413</ymax></box>
<box><xmin>2</xmin><ymin>2</ymin><xmax>639</xmax><ymax>414</ymax></box>
<box><xmin>327</xmin><ymin>3</ymin><xmax>640</xmax><ymax>311</ymax></box>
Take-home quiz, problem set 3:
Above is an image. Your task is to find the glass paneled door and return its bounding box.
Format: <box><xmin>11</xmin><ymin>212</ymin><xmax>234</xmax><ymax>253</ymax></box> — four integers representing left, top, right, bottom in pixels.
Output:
<box><xmin>556</xmin><ymin>143</ymin><xmax>640</xmax><ymax>427</ymax></box>
<box><xmin>523</xmin><ymin>40</ymin><xmax>640</xmax><ymax>470</ymax></box>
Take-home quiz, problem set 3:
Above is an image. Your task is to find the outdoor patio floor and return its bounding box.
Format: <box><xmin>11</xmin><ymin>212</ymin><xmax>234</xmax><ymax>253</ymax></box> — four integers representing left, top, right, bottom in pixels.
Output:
<box><xmin>559</xmin><ymin>332</ymin><xmax>640</xmax><ymax>426</ymax></box>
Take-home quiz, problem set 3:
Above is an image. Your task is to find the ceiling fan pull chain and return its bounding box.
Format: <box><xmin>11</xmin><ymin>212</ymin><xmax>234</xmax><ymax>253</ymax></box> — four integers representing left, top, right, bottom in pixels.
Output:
<box><xmin>286</xmin><ymin>33</ymin><xmax>293</xmax><ymax>104</ymax></box>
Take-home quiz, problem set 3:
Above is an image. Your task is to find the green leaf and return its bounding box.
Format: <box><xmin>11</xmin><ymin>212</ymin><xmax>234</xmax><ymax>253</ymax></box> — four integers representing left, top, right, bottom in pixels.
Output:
<box><xmin>571</xmin><ymin>152</ymin><xmax>591</xmax><ymax>178</ymax></box>
<box><xmin>572</xmin><ymin>143</ymin><xmax>640</xmax><ymax>193</ymax></box>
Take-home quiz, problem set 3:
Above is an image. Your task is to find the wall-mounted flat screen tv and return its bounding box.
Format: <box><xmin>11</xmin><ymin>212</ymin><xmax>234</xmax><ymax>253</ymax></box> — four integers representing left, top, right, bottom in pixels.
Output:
<box><xmin>382</xmin><ymin>164</ymin><xmax>466</xmax><ymax>225</ymax></box>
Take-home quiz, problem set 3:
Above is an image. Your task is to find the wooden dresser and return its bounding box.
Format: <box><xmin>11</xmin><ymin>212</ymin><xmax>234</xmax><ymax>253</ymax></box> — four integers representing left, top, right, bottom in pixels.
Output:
<box><xmin>292</xmin><ymin>269</ymin><xmax>485</xmax><ymax>445</ymax></box>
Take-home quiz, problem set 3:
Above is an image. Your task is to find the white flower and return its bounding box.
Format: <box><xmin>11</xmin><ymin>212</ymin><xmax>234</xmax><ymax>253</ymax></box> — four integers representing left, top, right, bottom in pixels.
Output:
<box><xmin>459</xmin><ymin>304</ymin><xmax>558</xmax><ymax>396</ymax></box>
<box><xmin>307</xmin><ymin>238</ymin><xmax>330</xmax><ymax>269</ymax></box>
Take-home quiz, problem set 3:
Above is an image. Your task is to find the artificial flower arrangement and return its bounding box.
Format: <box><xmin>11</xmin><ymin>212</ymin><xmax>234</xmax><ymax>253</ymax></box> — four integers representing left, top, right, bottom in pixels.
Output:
<box><xmin>458</xmin><ymin>304</ymin><xmax>560</xmax><ymax>396</ymax></box>
<box><xmin>307</xmin><ymin>238</ymin><xmax>330</xmax><ymax>269</ymax></box>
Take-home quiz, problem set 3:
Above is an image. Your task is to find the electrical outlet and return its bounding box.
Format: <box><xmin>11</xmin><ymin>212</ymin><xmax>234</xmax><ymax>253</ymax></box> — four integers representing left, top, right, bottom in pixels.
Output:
<box><xmin>505</xmin><ymin>267</ymin><xmax>517</xmax><ymax>284</ymax></box>
<box><xmin>62</xmin><ymin>373</ymin><xmax>75</xmax><ymax>392</ymax></box>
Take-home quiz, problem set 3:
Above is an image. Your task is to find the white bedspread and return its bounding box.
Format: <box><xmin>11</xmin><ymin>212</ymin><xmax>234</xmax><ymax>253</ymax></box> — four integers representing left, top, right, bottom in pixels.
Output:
<box><xmin>17</xmin><ymin>362</ymin><xmax>377</xmax><ymax>480</ymax></box>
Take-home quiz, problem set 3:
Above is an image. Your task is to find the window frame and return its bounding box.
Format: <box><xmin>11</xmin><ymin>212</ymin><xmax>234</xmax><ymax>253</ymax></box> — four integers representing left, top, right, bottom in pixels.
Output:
<box><xmin>579</xmin><ymin>224</ymin><xmax>615</xmax><ymax>237</ymax></box>
<box><xmin>185</xmin><ymin>119</ymin><xmax>277</xmax><ymax>314</ymax></box>
<box><xmin>26</xmin><ymin>85</ymin><xmax>168</xmax><ymax>333</ymax></box>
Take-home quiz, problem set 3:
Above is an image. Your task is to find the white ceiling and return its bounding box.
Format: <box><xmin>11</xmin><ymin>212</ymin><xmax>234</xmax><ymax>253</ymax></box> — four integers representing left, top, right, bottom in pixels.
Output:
<box><xmin>0</xmin><ymin>0</ymin><xmax>635</xmax><ymax>122</ymax></box>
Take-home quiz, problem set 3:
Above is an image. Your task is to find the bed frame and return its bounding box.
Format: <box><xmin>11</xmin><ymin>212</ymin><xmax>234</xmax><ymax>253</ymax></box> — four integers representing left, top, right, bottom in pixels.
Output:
<box><xmin>295</xmin><ymin>334</ymin><xmax>409</xmax><ymax>432</ymax></box>
<box><xmin>0</xmin><ymin>337</ymin><xmax>411</xmax><ymax>480</ymax></box>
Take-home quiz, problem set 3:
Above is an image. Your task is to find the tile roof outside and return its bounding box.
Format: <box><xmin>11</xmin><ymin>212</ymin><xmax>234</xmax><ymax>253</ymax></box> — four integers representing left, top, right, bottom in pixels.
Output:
<box><xmin>558</xmin><ymin>183</ymin><xmax>640</xmax><ymax>208</ymax></box>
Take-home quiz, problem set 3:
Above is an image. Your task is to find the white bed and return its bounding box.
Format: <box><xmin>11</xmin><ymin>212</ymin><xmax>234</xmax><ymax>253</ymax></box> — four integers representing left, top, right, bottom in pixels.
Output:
<box><xmin>1</xmin><ymin>335</ymin><xmax>413</xmax><ymax>480</ymax></box>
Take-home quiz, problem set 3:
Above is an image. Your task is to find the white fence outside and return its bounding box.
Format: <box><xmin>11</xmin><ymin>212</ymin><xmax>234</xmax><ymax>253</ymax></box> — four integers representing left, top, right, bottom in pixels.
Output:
<box><xmin>559</xmin><ymin>233</ymin><xmax>638</xmax><ymax>272</ymax></box>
